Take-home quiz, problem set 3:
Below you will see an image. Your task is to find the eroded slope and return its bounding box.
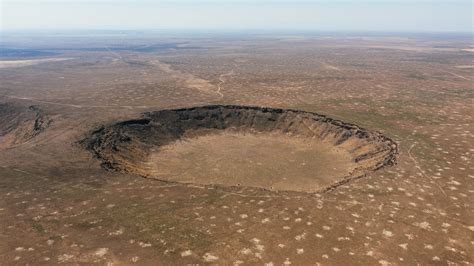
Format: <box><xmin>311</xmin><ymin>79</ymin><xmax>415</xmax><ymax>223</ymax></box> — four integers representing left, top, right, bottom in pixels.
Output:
<box><xmin>0</xmin><ymin>103</ymin><xmax>52</xmax><ymax>149</ymax></box>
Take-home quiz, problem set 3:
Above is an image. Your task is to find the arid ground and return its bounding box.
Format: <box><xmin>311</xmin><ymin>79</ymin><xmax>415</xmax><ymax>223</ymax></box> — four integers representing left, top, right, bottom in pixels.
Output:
<box><xmin>0</xmin><ymin>31</ymin><xmax>473</xmax><ymax>264</ymax></box>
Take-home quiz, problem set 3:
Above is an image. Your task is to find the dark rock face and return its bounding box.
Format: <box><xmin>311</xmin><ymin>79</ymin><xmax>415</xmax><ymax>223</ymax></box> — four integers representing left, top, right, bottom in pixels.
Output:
<box><xmin>0</xmin><ymin>103</ymin><xmax>53</xmax><ymax>148</ymax></box>
<box><xmin>83</xmin><ymin>105</ymin><xmax>398</xmax><ymax>192</ymax></box>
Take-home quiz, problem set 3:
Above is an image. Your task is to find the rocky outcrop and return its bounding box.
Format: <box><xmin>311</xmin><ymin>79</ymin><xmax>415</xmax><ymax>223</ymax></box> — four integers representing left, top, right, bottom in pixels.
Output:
<box><xmin>0</xmin><ymin>103</ymin><xmax>53</xmax><ymax>148</ymax></box>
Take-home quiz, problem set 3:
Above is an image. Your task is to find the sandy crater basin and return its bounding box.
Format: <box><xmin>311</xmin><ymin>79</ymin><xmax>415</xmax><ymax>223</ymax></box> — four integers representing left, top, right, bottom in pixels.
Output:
<box><xmin>147</xmin><ymin>131</ymin><xmax>357</xmax><ymax>192</ymax></box>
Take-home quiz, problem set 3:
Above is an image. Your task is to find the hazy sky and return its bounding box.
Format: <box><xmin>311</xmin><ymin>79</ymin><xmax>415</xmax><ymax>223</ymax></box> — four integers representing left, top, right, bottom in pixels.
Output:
<box><xmin>1</xmin><ymin>0</ymin><xmax>472</xmax><ymax>32</ymax></box>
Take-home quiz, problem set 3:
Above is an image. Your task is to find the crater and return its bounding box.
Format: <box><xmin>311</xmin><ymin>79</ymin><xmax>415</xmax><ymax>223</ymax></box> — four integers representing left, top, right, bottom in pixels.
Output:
<box><xmin>83</xmin><ymin>105</ymin><xmax>398</xmax><ymax>193</ymax></box>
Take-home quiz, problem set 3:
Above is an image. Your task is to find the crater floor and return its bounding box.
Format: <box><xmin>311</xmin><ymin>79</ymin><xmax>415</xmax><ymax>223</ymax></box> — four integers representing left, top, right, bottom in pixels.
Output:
<box><xmin>147</xmin><ymin>132</ymin><xmax>357</xmax><ymax>192</ymax></box>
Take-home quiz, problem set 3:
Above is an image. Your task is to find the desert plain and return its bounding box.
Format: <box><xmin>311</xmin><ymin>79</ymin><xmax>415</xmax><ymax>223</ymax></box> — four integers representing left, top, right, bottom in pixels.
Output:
<box><xmin>0</xmin><ymin>31</ymin><xmax>473</xmax><ymax>264</ymax></box>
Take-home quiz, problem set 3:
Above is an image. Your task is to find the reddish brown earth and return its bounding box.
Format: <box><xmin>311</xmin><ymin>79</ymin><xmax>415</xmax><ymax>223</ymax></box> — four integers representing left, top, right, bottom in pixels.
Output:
<box><xmin>0</xmin><ymin>33</ymin><xmax>473</xmax><ymax>265</ymax></box>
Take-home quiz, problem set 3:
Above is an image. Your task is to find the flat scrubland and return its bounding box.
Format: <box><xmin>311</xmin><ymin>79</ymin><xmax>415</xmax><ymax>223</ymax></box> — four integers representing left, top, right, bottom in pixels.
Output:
<box><xmin>0</xmin><ymin>32</ymin><xmax>473</xmax><ymax>264</ymax></box>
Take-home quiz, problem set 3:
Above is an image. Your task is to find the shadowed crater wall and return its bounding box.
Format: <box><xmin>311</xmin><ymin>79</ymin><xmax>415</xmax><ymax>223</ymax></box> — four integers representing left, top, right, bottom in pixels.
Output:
<box><xmin>83</xmin><ymin>105</ymin><xmax>398</xmax><ymax>193</ymax></box>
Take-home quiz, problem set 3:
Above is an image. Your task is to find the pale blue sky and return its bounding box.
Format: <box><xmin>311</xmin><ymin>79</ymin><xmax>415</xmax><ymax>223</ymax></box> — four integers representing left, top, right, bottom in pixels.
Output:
<box><xmin>1</xmin><ymin>0</ymin><xmax>472</xmax><ymax>32</ymax></box>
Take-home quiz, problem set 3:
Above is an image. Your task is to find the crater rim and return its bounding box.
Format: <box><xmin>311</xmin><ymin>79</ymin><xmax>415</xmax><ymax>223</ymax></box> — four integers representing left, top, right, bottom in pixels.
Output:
<box><xmin>82</xmin><ymin>105</ymin><xmax>399</xmax><ymax>193</ymax></box>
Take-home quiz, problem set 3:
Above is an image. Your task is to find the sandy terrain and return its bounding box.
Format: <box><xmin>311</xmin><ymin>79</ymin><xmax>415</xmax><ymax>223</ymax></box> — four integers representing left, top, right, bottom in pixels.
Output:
<box><xmin>0</xmin><ymin>33</ymin><xmax>472</xmax><ymax>264</ymax></box>
<box><xmin>148</xmin><ymin>132</ymin><xmax>357</xmax><ymax>192</ymax></box>
<box><xmin>0</xmin><ymin>58</ymin><xmax>73</xmax><ymax>68</ymax></box>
